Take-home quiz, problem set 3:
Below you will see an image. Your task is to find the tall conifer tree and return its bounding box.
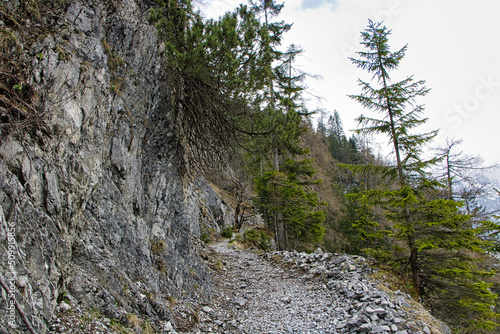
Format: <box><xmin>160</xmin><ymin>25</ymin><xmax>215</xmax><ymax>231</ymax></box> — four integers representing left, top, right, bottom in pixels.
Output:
<box><xmin>349</xmin><ymin>19</ymin><xmax>435</xmax><ymax>295</ymax></box>
<box><xmin>348</xmin><ymin>20</ymin><xmax>499</xmax><ymax>330</ymax></box>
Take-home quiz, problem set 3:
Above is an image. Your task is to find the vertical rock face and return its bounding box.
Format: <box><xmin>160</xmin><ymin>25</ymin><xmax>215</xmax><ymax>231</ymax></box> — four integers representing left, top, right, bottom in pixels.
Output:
<box><xmin>0</xmin><ymin>0</ymin><xmax>211</xmax><ymax>331</ymax></box>
<box><xmin>186</xmin><ymin>177</ymin><xmax>236</xmax><ymax>238</ymax></box>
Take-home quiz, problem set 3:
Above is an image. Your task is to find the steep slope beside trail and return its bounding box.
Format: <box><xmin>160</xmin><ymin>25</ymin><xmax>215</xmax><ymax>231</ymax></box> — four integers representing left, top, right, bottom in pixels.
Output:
<box><xmin>190</xmin><ymin>242</ymin><xmax>451</xmax><ymax>334</ymax></box>
<box><xmin>1</xmin><ymin>1</ymin><xmax>218</xmax><ymax>331</ymax></box>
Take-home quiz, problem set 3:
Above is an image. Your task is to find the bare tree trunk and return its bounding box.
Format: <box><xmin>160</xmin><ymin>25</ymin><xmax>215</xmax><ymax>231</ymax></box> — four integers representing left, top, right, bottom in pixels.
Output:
<box><xmin>273</xmin><ymin>148</ymin><xmax>279</xmax><ymax>171</ymax></box>
<box><xmin>446</xmin><ymin>152</ymin><xmax>453</xmax><ymax>200</ymax></box>
<box><xmin>272</xmin><ymin>147</ymin><xmax>286</xmax><ymax>250</ymax></box>
<box><xmin>408</xmin><ymin>234</ymin><xmax>422</xmax><ymax>298</ymax></box>
<box><xmin>234</xmin><ymin>200</ymin><xmax>242</xmax><ymax>232</ymax></box>
<box><xmin>275</xmin><ymin>211</ymin><xmax>286</xmax><ymax>250</ymax></box>
<box><xmin>234</xmin><ymin>199</ymin><xmax>247</xmax><ymax>233</ymax></box>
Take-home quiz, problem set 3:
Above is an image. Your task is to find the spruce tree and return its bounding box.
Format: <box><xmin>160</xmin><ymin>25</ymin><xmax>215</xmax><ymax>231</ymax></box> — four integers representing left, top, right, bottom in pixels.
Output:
<box><xmin>326</xmin><ymin>111</ymin><xmax>344</xmax><ymax>161</ymax></box>
<box><xmin>253</xmin><ymin>158</ymin><xmax>326</xmax><ymax>249</ymax></box>
<box><xmin>348</xmin><ymin>20</ymin><xmax>437</xmax><ymax>183</ymax></box>
<box><xmin>349</xmin><ymin>20</ymin><xmax>434</xmax><ymax>296</ymax></box>
<box><xmin>245</xmin><ymin>1</ymin><xmax>311</xmax><ymax>250</ymax></box>
<box><xmin>348</xmin><ymin>20</ymin><xmax>499</xmax><ymax>330</ymax></box>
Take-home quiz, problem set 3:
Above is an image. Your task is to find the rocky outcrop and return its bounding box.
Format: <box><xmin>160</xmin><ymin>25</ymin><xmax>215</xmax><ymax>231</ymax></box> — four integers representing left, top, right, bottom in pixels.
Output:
<box><xmin>0</xmin><ymin>0</ymin><xmax>214</xmax><ymax>332</ymax></box>
<box><xmin>186</xmin><ymin>177</ymin><xmax>236</xmax><ymax>238</ymax></box>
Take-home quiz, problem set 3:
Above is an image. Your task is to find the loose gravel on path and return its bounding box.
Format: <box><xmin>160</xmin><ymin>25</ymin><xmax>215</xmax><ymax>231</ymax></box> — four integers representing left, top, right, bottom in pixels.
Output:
<box><xmin>190</xmin><ymin>242</ymin><xmax>450</xmax><ymax>334</ymax></box>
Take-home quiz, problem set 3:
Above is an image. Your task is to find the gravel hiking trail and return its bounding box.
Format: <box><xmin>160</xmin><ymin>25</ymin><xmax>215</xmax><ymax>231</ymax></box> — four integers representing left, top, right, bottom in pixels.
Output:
<box><xmin>199</xmin><ymin>242</ymin><xmax>338</xmax><ymax>333</ymax></box>
<box><xmin>191</xmin><ymin>241</ymin><xmax>442</xmax><ymax>334</ymax></box>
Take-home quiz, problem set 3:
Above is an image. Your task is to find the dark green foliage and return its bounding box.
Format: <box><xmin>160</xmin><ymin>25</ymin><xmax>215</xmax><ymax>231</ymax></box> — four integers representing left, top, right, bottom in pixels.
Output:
<box><xmin>220</xmin><ymin>227</ymin><xmax>233</xmax><ymax>239</ymax></box>
<box><xmin>243</xmin><ymin>229</ymin><xmax>259</xmax><ymax>244</ymax></box>
<box><xmin>200</xmin><ymin>233</ymin><xmax>210</xmax><ymax>244</ymax></box>
<box><xmin>253</xmin><ymin>158</ymin><xmax>326</xmax><ymax>248</ymax></box>
<box><xmin>273</xmin><ymin>44</ymin><xmax>310</xmax><ymax>115</ymax></box>
<box><xmin>324</xmin><ymin>111</ymin><xmax>362</xmax><ymax>164</ymax></box>
<box><xmin>243</xmin><ymin>101</ymin><xmax>307</xmax><ymax>174</ymax></box>
<box><xmin>336</xmin><ymin>189</ymin><xmax>368</xmax><ymax>254</ymax></box>
<box><xmin>241</xmin><ymin>32</ymin><xmax>309</xmax><ymax>173</ymax></box>
<box><xmin>249</xmin><ymin>1</ymin><xmax>310</xmax><ymax>167</ymax></box>
<box><xmin>347</xmin><ymin>20</ymin><xmax>500</xmax><ymax>330</ymax></box>
<box><xmin>243</xmin><ymin>229</ymin><xmax>271</xmax><ymax>250</ymax></box>
<box><xmin>250</xmin><ymin>0</ymin><xmax>291</xmax><ymax>86</ymax></box>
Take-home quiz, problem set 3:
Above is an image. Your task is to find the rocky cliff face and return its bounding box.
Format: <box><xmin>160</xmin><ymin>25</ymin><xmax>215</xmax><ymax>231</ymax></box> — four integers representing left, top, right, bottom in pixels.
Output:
<box><xmin>0</xmin><ymin>1</ymin><xmax>219</xmax><ymax>332</ymax></box>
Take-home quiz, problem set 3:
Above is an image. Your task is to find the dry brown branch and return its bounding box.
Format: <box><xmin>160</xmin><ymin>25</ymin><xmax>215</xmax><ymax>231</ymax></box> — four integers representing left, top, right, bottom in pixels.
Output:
<box><xmin>168</xmin><ymin>67</ymin><xmax>238</xmax><ymax>172</ymax></box>
<box><xmin>0</xmin><ymin>274</ymin><xmax>37</xmax><ymax>334</ymax></box>
<box><xmin>0</xmin><ymin>1</ymin><xmax>69</xmax><ymax>140</ymax></box>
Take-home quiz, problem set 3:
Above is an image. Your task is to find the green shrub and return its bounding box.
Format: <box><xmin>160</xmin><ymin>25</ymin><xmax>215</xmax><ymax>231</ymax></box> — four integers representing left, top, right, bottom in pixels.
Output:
<box><xmin>243</xmin><ymin>229</ymin><xmax>259</xmax><ymax>244</ymax></box>
<box><xmin>200</xmin><ymin>233</ymin><xmax>210</xmax><ymax>244</ymax></box>
<box><xmin>220</xmin><ymin>227</ymin><xmax>233</xmax><ymax>238</ymax></box>
<box><xmin>257</xmin><ymin>232</ymin><xmax>271</xmax><ymax>250</ymax></box>
<box><xmin>243</xmin><ymin>229</ymin><xmax>271</xmax><ymax>250</ymax></box>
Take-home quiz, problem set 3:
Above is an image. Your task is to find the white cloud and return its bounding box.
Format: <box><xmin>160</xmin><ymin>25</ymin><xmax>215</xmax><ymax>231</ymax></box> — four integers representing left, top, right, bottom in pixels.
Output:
<box><xmin>202</xmin><ymin>0</ymin><xmax>500</xmax><ymax>165</ymax></box>
<box><xmin>300</xmin><ymin>0</ymin><xmax>340</xmax><ymax>10</ymax></box>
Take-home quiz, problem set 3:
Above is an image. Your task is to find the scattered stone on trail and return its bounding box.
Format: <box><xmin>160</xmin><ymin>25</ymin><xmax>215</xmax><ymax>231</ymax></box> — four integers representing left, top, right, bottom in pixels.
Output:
<box><xmin>190</xmin><ymin>242</ymin><xmax>451</xmax><ymax>334</ymax></box>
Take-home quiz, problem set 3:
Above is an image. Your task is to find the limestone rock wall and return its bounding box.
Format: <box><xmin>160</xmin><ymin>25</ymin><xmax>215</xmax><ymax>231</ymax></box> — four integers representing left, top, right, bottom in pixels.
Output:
<box><xmin>0</xmin><ymin>0</ymin><xmax>214</xmax><ymax>331</ymax></box>
<box><xmin>186</xmin><ymin>177</ymin><xmax>235</xmax><ymax>238</ymax></box>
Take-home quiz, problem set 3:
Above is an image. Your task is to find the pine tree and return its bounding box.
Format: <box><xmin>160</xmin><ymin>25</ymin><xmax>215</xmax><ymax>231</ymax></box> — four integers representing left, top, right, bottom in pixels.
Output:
<box><xmin>326</xmin><ymin>111</ymin><xmax>345</xmax><ymax>161</ymax></box>
<box><xmin>149</xmin><ymin>0</ymin><xmax>278</xmax><ymax>172</ymax></box>
<box><xmin>348</xmin><ymin>19</ymin><xmax>436</xmax><ymax>294</ymax></box>
<box><xmin>244</xmin><ymin>0</ymin><xmax>311</xmax><ymax>250</ymax></box>
<box><xmin>237</xmin><ymin>1</ymin><xmax>306</xmax><ymax>173</ymax></box>
<box><xmin>348</xmin><ymin>20</ymin><xmax>437</xmax><ymax>183</ymax></box>
<box><xmin>327</xmin><ymin>110</ymin><xmax>344</xmax><ymax>140</ymax></box>
<box><xmin>274</xmin><ymin>44</ymin><xmax>308</xmax><ymax>114</ymax></box>
<box><xmin>324</xmin><ymin>110</ymin><xmax>361</xmax><ymax>164</ymax></box>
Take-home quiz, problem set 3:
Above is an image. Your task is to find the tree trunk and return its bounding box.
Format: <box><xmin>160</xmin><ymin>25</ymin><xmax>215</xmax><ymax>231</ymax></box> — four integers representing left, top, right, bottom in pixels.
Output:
<box><xmin>272</xmin><ymin>147</ymin><xmax>286</xmax><ymax>250</ymax></box>
<box><xmin>408</xmin><ymin>234</ymin><xmax>422</xmax><ymax>298</ymax></box>
<box><xmin>380</xmin><ymin>69</ymin><xmax>404</xmax><ymax>186</ymax></box>
<box><xmin>379</xmin><ymin>53</ymin><xmax>422</xmax><ymax>298</ymax></box>
<box><xmin>446</xmin><ymin>152</ymin><xmax>453</xmax><ymax>200</ymax></box>
<box><xmin>275</xmin><ymin>211</ymin><xmax>286</xmax><ymax>250</ymax></box>
<box><xmin>234</xmin><ymin>199</ymin><xmax>242</xmax><ymax>232</ymax></box>
<box><xmin>273</xmin><ymin>148</ymin><xmax>279</xmax><ymax>171</ymax></box>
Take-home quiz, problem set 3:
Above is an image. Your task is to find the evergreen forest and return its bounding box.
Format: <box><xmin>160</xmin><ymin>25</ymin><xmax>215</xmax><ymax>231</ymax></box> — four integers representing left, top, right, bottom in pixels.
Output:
<box><xmin>148</xmin><ymin>0</ymin><xmax>500</xmax><ymax>331</ymax></box>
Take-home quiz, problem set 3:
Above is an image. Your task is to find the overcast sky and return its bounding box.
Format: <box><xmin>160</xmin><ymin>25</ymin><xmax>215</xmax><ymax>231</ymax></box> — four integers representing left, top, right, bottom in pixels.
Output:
<box><xmin>200</xmin><ymin>0</ymin><xmax>500</xmax><ymax>166</ymax></box>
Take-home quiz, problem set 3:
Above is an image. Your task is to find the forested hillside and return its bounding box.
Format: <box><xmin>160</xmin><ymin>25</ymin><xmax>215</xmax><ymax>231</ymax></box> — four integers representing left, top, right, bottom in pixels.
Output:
<box><xmin>1</xmin><ymin>0</ymin><xmax>499</xmax><ymax>333</ymax></box>
<box><xmin>148</xmin><ymin>0</ymin><xmax>500</xmax><ymax>332</ymax></box>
